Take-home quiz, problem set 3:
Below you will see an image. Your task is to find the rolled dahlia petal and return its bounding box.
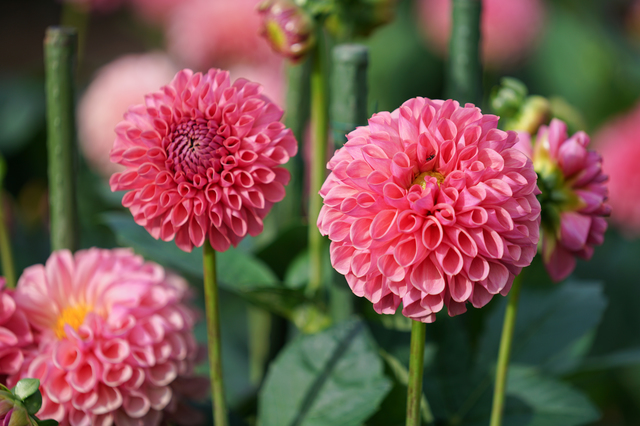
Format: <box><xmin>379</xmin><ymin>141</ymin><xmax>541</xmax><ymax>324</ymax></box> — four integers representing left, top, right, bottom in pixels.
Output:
<box><xmin>530</xmin><ymin>119</ymin><xmax>610</xmax><ymax>282</ymax></box>
<box><xmin>319</xmin><ymin>98</ymin><xmax>541</xmax><ymax>322</ymax></box>
<box><xmin>109</xmin><ymin>68</ymin><xmax>297</xmax><ymax>252</ymax></box>
<box><xmin>0</xmin><ymin>278</ymin><xmax>34</xmax><ymax>377</ymax></box>
<box><xmin>7</xmin><ymin>248</ymin><xmax>202</xmax><ymax>426</ymax></box>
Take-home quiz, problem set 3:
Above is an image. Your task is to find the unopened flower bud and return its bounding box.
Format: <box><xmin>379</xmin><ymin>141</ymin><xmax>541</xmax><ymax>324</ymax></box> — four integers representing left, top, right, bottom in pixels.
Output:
<box><xmin>490</xmin><ymin>77</ymin><xmax>528</xmax><ymax>118</ymax></box>
<box><xmin>0</xmin><ymin>386</ymin><xmax>36</xmax><ymax>426</ymax></box>
<box><xmin>503</xmin><ymin>95</ymin><xmax>550</xmax><ymax>135</ymax></box>
<box><xmin>258</xmin><ymin>0</ymin><xmax>315</xmax><ymax>62</ymax></box>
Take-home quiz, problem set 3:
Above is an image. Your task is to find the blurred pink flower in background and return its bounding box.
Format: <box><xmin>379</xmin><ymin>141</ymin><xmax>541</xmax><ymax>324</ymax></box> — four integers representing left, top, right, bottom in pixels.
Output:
<box><xmin>78</xmin><ymin>52</ymin><xmax>179</xmax><ymax>178</ymax></box>
<box><xmin>166</xmin><ymin>0</ymin><xmax>274</xmax><ymax>70</ymax></box>
<box><xmin>0</xmin><ymin>278</ymin><xmax>34</xmax><ymax>377</ymax></box>
<box><xmin>8</xmin><ymin>248</ymin><xmax>200</xmax><ymax>425</ymax></box>
<box><xmin>416</xmin><ymin>0</ymin><xmax>545</xmax><ymax>68</ymax></box>
<box><xmin>129</xmin><ymin>0</ymin><xmax>185</xmax><ymax>25</ymax></box>
<box><xmin>532</xmin><ymin>119</ymin><xmax>610</xmax><ymax>281</ymax></box>
<box><xmin>110</xmin><ymin>69</ymin><xmax>297</xmax><ymax>252</ymax></box>
<box><xmin>318</xmin><ymin>98</ymin><xmax>541</xmax><ymax>322</ymax></box>
<box><xmin>594</xmin><ymin>105</ymin><xmax>640</xmax><ymax>237</ymax></box>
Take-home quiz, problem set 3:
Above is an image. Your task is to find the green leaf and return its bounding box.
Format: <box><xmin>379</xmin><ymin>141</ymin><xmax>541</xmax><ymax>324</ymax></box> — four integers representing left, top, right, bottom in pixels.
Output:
<box><xmin>102</xmin><ymin>212</ymin><xmax>278</xmax><ymax>289</ymax></box>
<box><xmin>13</xmin><ymin>379</ymin><xmax>40</xmax><ymax>401</ymax></box>
<box><xmin>503</xmin><ymin>365</ymin><xmax>600</xmax><ymax>426</ymax></box>
<box><xmin>258</xmin><ymin>319</ymin><xmax>392</xmax><ymax>426</ymax></box>
<box><xmin>477</xmin><ymin>280</ymin><xmax>607</xmax><ymax>373</ymax></box>
<box><xmin>23</xmin><ymin>391</ymin><xmax>42</xmax><ymax>416</ymax></box>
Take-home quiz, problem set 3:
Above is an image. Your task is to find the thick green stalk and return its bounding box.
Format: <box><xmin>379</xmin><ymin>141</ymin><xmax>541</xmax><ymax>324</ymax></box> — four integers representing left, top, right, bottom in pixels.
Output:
<box><xmin>406</xmin><ymin>320</ymin><xmax>427</xmax><ymax>426</ymax></box>
<box><xmin>203</xmin><ymin>241</ymin><xmax>228</xmax><ymax>426</ymax></box>
<box><xmin>489</xmin><ymin>274</ymin><xmax>523</xmax><ymax>426</ymax></box>
<box><xmin>327</xmin><ymin>43</ymin><xmax>369</xmax><ymax>320</ymax></box>
<box><xmin>44</xmin><ymin>27</ymin><xmax>79</xmax><ymax>252</ymax></box>
<box><xmin>60</xmin><ymin>3</ymin><xmax>89</xmax><ymax>63</ymax></box>
<box><xmin>330</xmin><ymin>44</ymin><xmax>369</xmax><ymax>145</ymax></box>
<box><xmin>446</xmin><ymin>0</ymin><xmax>482</xmax><ymax>105</ymax></box>
<box><xmin>307</xmin><ymin>34</ymin><xmax>329</xmax><ymax>297</ymax></box>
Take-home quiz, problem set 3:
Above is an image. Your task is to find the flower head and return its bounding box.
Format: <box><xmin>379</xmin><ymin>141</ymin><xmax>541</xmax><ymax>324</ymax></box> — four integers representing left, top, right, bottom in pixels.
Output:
<box><xmin>78</xmin><ymin>53</ymin><xmax>179</xmax><ymax>178</ymax></box>
<box><xmin>9</xmin><ymin>248</ymin><xmax>200</xmax><ymax>425</ymax></box>
<box><xmin>258</xmin><ymin>0</ymin><xmax>316</xmax><ymax>62</ymax></box>
<box><xmin>594</xmin><ymin>105</ymin><xmax>640</xmax><ymax>237</ymax></box>
<box><xmin>109</xmin><ymin>68</ymin><xmax>297</xmax><ymax>252</ymax></box>
<box><xmin>417</xmin><ymin>0</ymin><xmax>545</xmax><ymax>69</ymax></box>
<box><xmin>0</xmin><ymin>278</ymin><xmax>34</xmax><ymax>377</ymax></box>
<box><xmin>318</xmin><ymin>98</ymin><xmax>541</xmax><ymax>322</ymax></box>
<box><xmin>530</xmin><ymin>119</ymin><xmax>610</xmax><ymax>281</ymax></box>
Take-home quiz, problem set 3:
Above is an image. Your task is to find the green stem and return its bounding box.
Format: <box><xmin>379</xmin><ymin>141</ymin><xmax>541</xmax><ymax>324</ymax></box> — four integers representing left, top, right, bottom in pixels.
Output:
<box><xmin>306</xmin><ymin>33</ymin><xmax>328</xmax><ymax>297</ymax></box>
<box><xmin>446</xmin><ymin>0</ymin><xmax>482</xmax><ymax>105</ymax></box>
<box><xmin>0</xmin><ymin>193</ymin><xmax>15</xmax><ymax>289</ymax></box>
<box><xmin>203</xmin><ymin>241</ymin><xmax>228</xmax><ymax>426</ymax></box>
<box><xmin>44</xmin><ymin>27</ymin><xmax>79</xmax><ymax>252</ymax></box>
<box><xmin>406</xmin><ymin>320</ymin><xmax>427</xmax><ymax>426</ymax></box>
<box><xmin>489</xmin><ymin>274</ymin><xmax>523</xmax><ymax>426</ymax></box>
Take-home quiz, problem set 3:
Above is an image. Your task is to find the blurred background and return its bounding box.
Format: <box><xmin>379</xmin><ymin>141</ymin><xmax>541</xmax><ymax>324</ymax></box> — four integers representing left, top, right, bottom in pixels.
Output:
<box><xmin>2</xmin><ymin>0</ymin><xmax>640</xmax><ymax>424</ymax></box>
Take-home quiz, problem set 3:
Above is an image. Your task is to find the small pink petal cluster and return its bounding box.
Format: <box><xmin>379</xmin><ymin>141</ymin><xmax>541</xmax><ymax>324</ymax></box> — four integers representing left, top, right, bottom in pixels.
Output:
<box><xmin>7</xmin><ymin>248</ymin><xmax>200</xmax><ymax>426</ymax></box>
<box><xmin>318</xmin><ymin>98</ymin><xmax>541</xmax><ymax>322</ymax></box>
<box><xmin>417</xmin><ymin>0</ymin><xmax>545</xmax><ymax>69</ymax></box>
<box><xmin>78</xmin><ymin>53</ymin><xmax>179</xmax><ymax>178</ymax></box>
<box><xmin>594</xmin><ymin>105</ymin><xmax>640</xmax><ymax>237</ymax></box>
<box><xmin>109</xmin><ymin>68</ymin><xmax>297</xmax><ymax>252</ymax></box>
<box><xmin>0</xmin><ymin>279</ymin><xmax>34</xmax><ymax>377</ymax></box>
<box><xmin>530</xmin><ymin>119</ymin><xmax>610</xmax><ymax>281</ymax></box>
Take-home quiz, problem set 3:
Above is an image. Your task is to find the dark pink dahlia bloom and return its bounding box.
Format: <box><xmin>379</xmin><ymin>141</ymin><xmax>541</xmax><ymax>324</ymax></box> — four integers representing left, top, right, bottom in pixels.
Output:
<box><xmin>110</xmin><ymin>69</ymin><xmax>297</xmax><ymax>252</ymax></box>
<box><xmin>8</xmin><ymin>248</ymin><xmax>201</xmax><ymax>426</ymax></box>
<box><xmin>318</xmin><ymin>98</ymin><xmax>541</xmax><ymax>322</ymax></box>
<box><xmin>531</xmin><ymin>119</ymin><xmax>610</xmax><ymax>282</ymax></box>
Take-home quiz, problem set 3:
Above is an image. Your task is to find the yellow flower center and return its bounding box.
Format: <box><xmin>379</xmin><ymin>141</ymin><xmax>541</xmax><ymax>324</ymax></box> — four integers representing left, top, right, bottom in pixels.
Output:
<box><xmin>54</xmin><ymin>304</ymin><xmax>92</xmax><ymax>339</ymax></box>
<box><xmin>412</xmin><ymin>171</ymin><xmax>445</xmax><ymax>189</ymax></box>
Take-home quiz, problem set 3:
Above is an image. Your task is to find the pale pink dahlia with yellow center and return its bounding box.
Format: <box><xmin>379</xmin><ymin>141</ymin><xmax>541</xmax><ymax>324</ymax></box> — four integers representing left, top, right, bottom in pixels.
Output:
<box><xmin>109</xmin><ymin>69</ymin><xmax>297</xmax><ymax>252</ymax></box>
<box><xmin>8</xmin><ymin>248</ymin><xmax>200</xmax><ymax>426</ymax></box>
<box><xmin>318</xmin><ymin>98</ymin><xmax>541</xmax><ymax>322</ymax></box>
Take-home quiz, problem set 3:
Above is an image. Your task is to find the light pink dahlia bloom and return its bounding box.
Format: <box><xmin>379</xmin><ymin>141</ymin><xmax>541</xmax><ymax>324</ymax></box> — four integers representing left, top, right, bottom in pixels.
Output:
<box><xmin>318</xmin><ymin>98</ymin><xmax>541</xmax><ymax>322</ymax></box>
<box><xmin>8</xmin><ymin>248</ymin><xmax>200</xmax><ymax>426</ymax></box>
<box><xmin>109</xmin><ymin>68</ymin><xmax>297</xmax><ymax>252</ymax></box>
<box><xmin>78</xmin><ymin>53</ymin><xmax>179</xmax><ymax>178</ymax></box>
<box><xmin>166</xmin><ymin>0</ymin><xmax>273</xmax><ymax>70</ymax></box>
<box><xmin>531</xmin><ymin>119</ymin><xmax>610</xmax><ymax>282</ymax></box>
<box><xmin>594</xmin><ymin>105</ymin><xmax>640</xmax><ymax>237</ymax></box>
<box><xmin>0</xmin><ymin>278</ymin><xmax>34</xmax><ymax>377</ymax></box>
<box><xmin>417</xmin><ymin>0</ymin><xmax>545</xmax><ymax>69</ymax></box>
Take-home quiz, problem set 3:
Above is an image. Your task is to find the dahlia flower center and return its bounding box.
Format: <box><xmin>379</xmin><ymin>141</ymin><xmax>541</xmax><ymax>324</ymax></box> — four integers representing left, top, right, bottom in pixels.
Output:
<box><xmin>413</xmin><ymin>170</ymin><xmax>445</xmax><ymax>188</ymax></box>
<box><xmin>54</xmin><ymin>304</ymin><xmax>92</xmax><ymax>339</ymax></box>
<box><xmin>166</xmin><ymin>119</ymin><xmax>228</xmax><ymax>179</ymax></box>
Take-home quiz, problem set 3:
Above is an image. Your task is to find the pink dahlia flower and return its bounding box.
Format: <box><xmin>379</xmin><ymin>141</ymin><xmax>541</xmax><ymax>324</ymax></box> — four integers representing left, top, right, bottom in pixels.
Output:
<box><xmin>0</xmin><ymin>278</ymin><xmax>34</xmax><ymax>377</ymax></box>
<box><xmin>531</xmin><ymin>119</ymin><xmax>610</xmax><ymax>282</ymax></box>
<box><xmin>166</xmin><ymin>0</ymin><xmax>274</xmax><ymax>70</ymax></box>
<box><xmin>109</xmin><ymin>68</ymin><xmax>297</xmax><ymax>252</ymax></box>
<box><xmin>594</xmin><ymin>105</ymin><xmax>640</xmax><ymax>237</ymax></box>
<box><xmin>318</xmin><ymin>98</ymin><xmax>541</xmax><ymax>322</ymax></box>
<box><xmin>417</xmin><ymin>0</ymin><xmax>545</xmax><ymax>69</ymax></box>
<box><xmin>8</xmin><ymin>248</ymin><xmax>200</xmax><ymax>426</ymax></box>
<box><xmin>78</xmin><ymin>53</ymin><xmax>179</xmax><ymax>178</ymax></box>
